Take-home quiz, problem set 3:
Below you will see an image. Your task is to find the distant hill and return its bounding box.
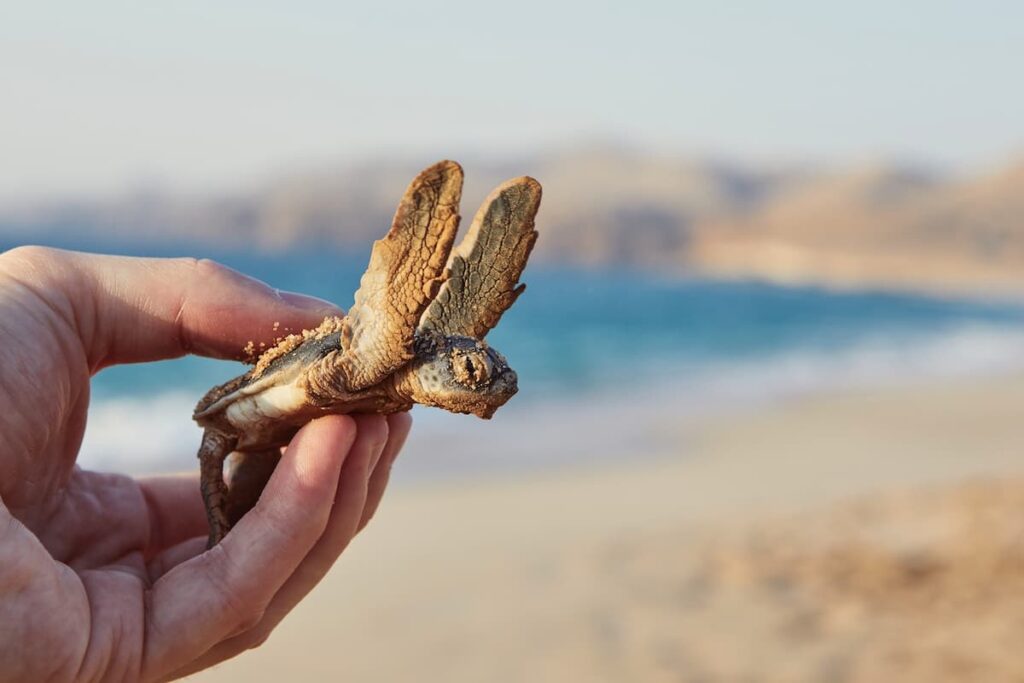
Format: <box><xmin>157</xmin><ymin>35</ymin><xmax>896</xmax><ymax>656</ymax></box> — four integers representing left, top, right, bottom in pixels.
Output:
<box><xmin>692</xmin><ymin>162</ymin><xmax>1024</xmax><ymax>295</ymax></box>
<box><xmin>3</xmin><ymin>148</ymin><xmax>1024</xmax><ymax>296</ymax></box>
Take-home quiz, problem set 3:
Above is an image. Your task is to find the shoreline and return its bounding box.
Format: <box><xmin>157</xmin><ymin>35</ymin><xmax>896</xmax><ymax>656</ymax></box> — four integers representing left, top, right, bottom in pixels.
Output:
<box><xmin>82</xmin><ymin>316</ymin><xmax>1024</xmax><ymax>483</ymax></box>
<box><xmin>194</xmin><ymin>371</ymin><xmax>1024</xmax><ymax>682</ymax></box>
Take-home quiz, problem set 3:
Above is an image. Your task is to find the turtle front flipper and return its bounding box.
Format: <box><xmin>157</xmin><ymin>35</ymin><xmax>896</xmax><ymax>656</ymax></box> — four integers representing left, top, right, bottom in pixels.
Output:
<box><xmin>198</xmin><ymin>429</ymin><xmax>238</xmax><ymax>548</ymax></box>
<box><xmin>418</xmin><ymin>176</ymin><xmax>541</xmax><ymax>339</ymax></box>
<box><xmin>339</xmin><ymin>160</ymin><xmax>463</xmax><ymax>390</ymax></box>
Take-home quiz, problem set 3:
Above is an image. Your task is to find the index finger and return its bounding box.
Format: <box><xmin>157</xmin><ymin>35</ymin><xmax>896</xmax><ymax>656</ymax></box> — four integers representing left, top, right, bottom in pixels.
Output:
<box><xmin>3</xmin><ymin>246</ymin><xmax>341</xmax><ymax>369</ymax></box>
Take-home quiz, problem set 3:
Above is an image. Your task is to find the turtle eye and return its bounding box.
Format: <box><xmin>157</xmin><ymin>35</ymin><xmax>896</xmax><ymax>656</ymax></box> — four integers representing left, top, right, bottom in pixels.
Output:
<box><xmin>453</xmin><ymin>350</ymin><xmax>492</xmax><ymax>386</ymax></box>
<box><xmin>472</xmin><ymin>352</ymin><xmax>492</xmax><ymax>383</ymax></box>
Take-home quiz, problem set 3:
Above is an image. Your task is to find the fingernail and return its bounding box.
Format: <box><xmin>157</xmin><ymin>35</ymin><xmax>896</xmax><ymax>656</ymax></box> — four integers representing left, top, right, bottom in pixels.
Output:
<box><xmin>277</xmin><ymin>290</ymin><xmax>344</xmax><ymax>316</ymax></box>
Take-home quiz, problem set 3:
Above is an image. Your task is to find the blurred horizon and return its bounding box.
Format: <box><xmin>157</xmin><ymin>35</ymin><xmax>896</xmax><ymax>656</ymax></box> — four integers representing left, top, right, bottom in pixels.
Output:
<box><xmin>6</xmin><ymin>143</ymin><xmax>1024</xmax><ymax>298</ymax></box>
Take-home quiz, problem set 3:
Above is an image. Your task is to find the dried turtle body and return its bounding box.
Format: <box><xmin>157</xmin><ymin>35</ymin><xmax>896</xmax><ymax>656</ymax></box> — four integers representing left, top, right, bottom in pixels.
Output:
<box><xmin>193</xmin><ymin>160</ymin><xmax>541</xmax><ymax>546</ymax></box>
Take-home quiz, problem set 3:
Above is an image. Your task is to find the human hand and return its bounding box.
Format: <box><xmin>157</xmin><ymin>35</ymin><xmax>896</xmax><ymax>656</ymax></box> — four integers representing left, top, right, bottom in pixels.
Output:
<box><xmin>0</xmin><ymin>247</ymin><xmax>411</xmax><ymax>681</ymax></box>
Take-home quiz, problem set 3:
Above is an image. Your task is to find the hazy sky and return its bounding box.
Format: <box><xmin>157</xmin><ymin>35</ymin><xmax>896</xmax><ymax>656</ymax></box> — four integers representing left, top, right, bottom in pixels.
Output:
<box><xmin>2</xmin><ymin>1</ymin><xmax>1022</xmax><ymax>200</ymax></box>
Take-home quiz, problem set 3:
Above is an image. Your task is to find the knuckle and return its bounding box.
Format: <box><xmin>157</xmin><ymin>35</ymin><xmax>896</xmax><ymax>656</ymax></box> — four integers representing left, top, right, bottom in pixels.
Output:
<box><xmin>194</xmin><ymin>257</ymin><xmax>229</xmax><ymax>278</ymax></box>
<box><xmin>244</xmin><ymin>625</ymin><xmax>275</xmax><ymax>651</ymax></box>
<box><xmin>168</xmin><ymin>255</ymin><xmax>202</xmax><ymax>271</ymax></box>
<box><xmin>0</xmin><ymin>246</ymin><xmax>80</xmax><ymax>327</ymax></box>
<box><xmin>3</xmin><ymin>244</ymin><xmax>56</xmax><ymax>264</ymax></box>
<box><xmin>166</xmin><ymin>258</ymin><xmax>236</xmax><ymax>352</ymax></box>
<box><xmin>231</xmin><ymin>605</ymin><xmax>266</xmax><ymax>634</ymax></box>
<box><xmin>172</xmin><ymin>256</ymin><xmax>228</xmax><ymax>280</ymax></box>
<box><xmin>0</xmin><ymin>514</ymin><xmax>34</xmax><ymax>593</ymax></box>
<box><xmin>0</xmin><ymin>245</ymin><xmax>63</xmax><ymax>279</ymax></box>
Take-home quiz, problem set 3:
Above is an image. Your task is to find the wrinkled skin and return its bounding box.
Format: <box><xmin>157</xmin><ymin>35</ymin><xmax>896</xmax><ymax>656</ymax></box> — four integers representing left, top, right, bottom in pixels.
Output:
<box><xmin>0</xmin><ymin>246</ymin><xmax>411</xmax><ymax>682</ymax></box>
<box><xmin>400</xmin><ymin>334</ymin><xmax>519</xmax><ymax>418</ymax></box>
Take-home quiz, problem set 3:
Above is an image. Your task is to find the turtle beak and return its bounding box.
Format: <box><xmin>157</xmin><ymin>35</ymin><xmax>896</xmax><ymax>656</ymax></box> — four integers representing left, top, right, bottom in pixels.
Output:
<box><xmin>471</xmin><ymin>368</ymin><xmax>518</xmax><ymax>419</ymax></box>
<box><xmin>474</xmin><ymin>406</ymin><xmax>498</xmax><ymax>419</ymax></box>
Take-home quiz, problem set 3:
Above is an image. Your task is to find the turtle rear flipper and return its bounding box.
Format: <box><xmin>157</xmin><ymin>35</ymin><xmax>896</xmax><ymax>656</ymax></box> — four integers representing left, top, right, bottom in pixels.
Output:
<box><xmin>199</xmin><ymin>429</ymin><xmax>237</xmax><ymax>548</ymax></box>
<box><xmin>418</xmin><ymin>176</ymin><xmax>541</xmax><ymax>340</ymax></box>
<box><xmin>340</xmin><ymin>160</ymin><xmax>463</xmax><ymax>390</ymax></box>
<box><xmin>225</xmin><ymin>449</ymin><xmax>281</xmax><ymax>527</ymax></box>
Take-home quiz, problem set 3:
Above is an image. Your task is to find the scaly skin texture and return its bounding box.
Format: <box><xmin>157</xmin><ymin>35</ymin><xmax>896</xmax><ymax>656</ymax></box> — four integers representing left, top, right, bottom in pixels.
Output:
<box><xmin>198</xmin><ymin>430</ymin><xmax>237</xmax><ymax>545</ymax></box>
<box><xmin>340</xmin><ymin>160</ymin><xmax>463</xmax><ymax>390</ymax></box>
<box><xmin>195</xmin><ymin>161</ymin><xmax>542</xmax><ymax>547</ymax></box>
<box><xmin>420</xmin><ymin>176</ymin><xmax>541</xmax><ymax>339</ymax></box>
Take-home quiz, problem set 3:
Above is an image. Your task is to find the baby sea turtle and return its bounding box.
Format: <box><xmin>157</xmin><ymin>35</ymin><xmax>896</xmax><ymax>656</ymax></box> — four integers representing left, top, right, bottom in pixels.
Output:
<box><xmin>193</xmin><ymin>160</ymin><xmax>541</xmax><ymax>546</ymax></box>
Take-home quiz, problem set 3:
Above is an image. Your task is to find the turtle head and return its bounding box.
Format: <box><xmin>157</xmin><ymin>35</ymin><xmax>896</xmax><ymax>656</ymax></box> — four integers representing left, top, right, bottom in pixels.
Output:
<box><xmin>398</xmin><ymin>334</ymin><xmax>518</xmax><ymax>418</ymax></box>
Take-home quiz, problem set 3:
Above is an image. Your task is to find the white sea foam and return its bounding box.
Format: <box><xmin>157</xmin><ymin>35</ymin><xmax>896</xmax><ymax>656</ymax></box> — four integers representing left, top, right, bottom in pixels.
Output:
<box><xmin>693</xmin><ymin>323</ymin><xmax>1024</xmax><ymax>403</ymax></box>
<box><xmin>78</xmin><ymin>391</ymin><xmax>201</xmax><ymax>475</ymax></box>
<box><xmin>77</xmin><ymin>324</ymin><xmax>1024</xmax><ymax>479</ymax></box>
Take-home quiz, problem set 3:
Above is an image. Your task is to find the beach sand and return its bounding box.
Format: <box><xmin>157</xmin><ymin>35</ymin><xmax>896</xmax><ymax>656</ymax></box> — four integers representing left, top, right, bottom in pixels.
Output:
<box><xmin>192</xmin><ymin>374</ymin><xmax>1024</xmax><ymax>682</ymax></box>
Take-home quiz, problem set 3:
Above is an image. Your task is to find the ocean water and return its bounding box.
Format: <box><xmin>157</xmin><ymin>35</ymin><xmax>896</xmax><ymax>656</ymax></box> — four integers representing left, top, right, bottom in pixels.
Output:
<box><xmin>23</xmin><ymin>242</ymin><xmax>1024</xmax><ymax>479</ymax></box>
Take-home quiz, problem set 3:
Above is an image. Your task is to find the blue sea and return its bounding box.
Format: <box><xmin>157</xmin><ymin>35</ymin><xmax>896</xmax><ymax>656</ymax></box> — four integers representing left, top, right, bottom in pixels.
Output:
<box><xmin>19</xmin><ymin>241</ymin><xmax>1024</xmax><ymax>480</ymax></box>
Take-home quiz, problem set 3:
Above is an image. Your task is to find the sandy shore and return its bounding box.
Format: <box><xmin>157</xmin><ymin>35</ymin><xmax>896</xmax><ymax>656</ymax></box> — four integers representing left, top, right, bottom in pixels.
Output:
<box><xmin>193</xmin><ymin>374</ymin><xmax>1024</xmax><ymax>682</ymax></box>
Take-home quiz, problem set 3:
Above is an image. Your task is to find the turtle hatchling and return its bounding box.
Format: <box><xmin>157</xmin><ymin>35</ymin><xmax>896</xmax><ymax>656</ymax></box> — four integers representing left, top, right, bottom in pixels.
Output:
<box><xmin>193</xmin><ymin>160</ymin><xmax>542</xmax><ymax>546</ymax></box>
